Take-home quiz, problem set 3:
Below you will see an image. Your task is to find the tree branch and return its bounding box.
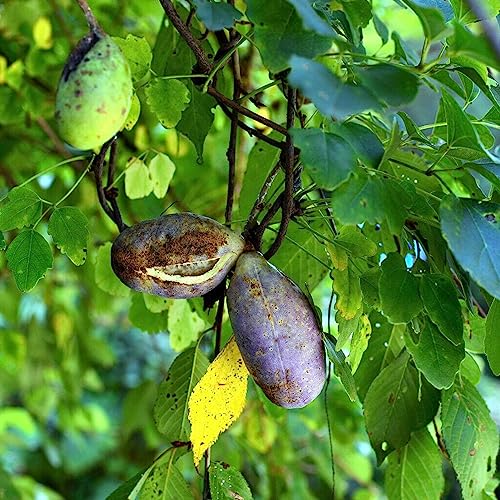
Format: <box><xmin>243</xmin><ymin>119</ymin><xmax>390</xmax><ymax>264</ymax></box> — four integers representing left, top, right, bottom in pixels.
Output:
<box><xmin>264</xmin><ymin>86</ymin><xmax>296</xmax><ymax>259</ymax></box>
<box><xmin>158</xmin><ymin>0</ymin><xmax>212</xmax><ymax>73</ymax></box>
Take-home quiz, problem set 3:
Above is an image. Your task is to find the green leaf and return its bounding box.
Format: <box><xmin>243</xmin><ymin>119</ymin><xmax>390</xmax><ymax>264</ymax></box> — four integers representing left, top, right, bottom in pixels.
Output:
<box><xmin>485</xmin><ymin>299</ymin><xmax>500</xmax><ymax>375</ymax></box>
<box><xmin>328</xmin><ymin>122</ymin><xmax>384</xmax><ymax>169</ymax></box>
<box><xmin>332</xmin><ymin>265</ymin><xmax>362</xmax><ymax>320</ymax></box>
<box><xmin>405</xmin><ymin>320</ymin><xmax>465</xmax><ymax>389</ymax></box>
<box><xmin>95</xmin><ymin>242</ymin><xmax>130</xmax><ymax>297</ymax></box>
<box><xmin>129</xmin><ymin>293</ymin><xmax>169</xmax><ymax>333</ymax></box>
<box><xmin>246</xmin><ymin>0</ymin><xmax>332</xmax><ymax>73</ymax></box>
<box><xmin>47</xmin><ymin>207</ymin><xmax>89</xmax><ymax>266</ymax></box>
<box><xmin>460</xmin><ymin>352</ymin><xmax>481</xmax><ymax>385</ymax></box>
<box><xmin>336</xmin><ymin>307</ymin><xmax>362</xmax><ymax>350</ymax></box>
<box><xmin>0</xmin><ymin>187</ymin><xmax>42</xmax><ymax>231</ymax></box>
<box><xmin>360</xmin><ymin>267</ymin><xmax>381</xmax><ymax>309</ymax></box>
<box><xmin>450</xmin><ymin>21</ymin><xmax>500</xmax><ymax>71</ymax></box>
<box><xmin>145</xmin><ymin>78</ymin><xmax>190</xmax><ymax>129</ymax></box>
<box><xmin>420</xmin><ymin>273</ymin><xmax>463</xmax><ymax>345</ymax></box>
<box><xmin>438</xmin><ymin>89</ymin><xmax>487</xmax><ymax>159</ymax></box>
<box><xmin>113</xmin><ymin>34</ymin><xmax>152</xmax><ymax>82</ymax></box>
<box><xmin>288</xmin><ymin>56</ymin><xmax>380</xmax><ymax>119</ymax></box>
<box><xmin>168</xmin><ymin>299</ymin><xmax>206</xmax><ymax>351</ymax></box>
<box><xmin>331</xmin><ymin>170</ymin><xmax>409</xmax><ymax>232</ymax></box>
<box><xmin>364</xmin><ymin>351</ymin><xmax>440</xmax><ymax>463</ymax></box>
<box><xmin>269</xmin><ymin>219</ymin><xmax>328</xmax><ymax>292</ymax></box>
<box><xmin>323</xmin><ymin>332</ymin><xmax>358</xmax><ymax>402</ymax></box>
<box><xmin>441</xmin><ymin>379</ymin><xmax>499</xmax><ymax>499</ymax></box>
<box><xmin>144</xmin><ymin>294</ymin><xmax>171</xmax><ymax>313</ymax></box>
<box><xmin>379</xmin><ymin>254</ymin><xmax>423</xmax><ymax>324</ymax></box>
<box><xmin>402</xmin><ymin>0</ymin><xmax>450</xmax><ymax>41</ymax></box>
<box><xmin>154</xmin><ymin>347</ymin><xmax>210</xmax><ymax>441</ymax></box>
<box><xmin>440</xmin><ymin>196</ymin><xmax>500</xmax><ymax>299</ymax></box>
<box><xmin>385</xmin><ymin>428</ymin><xmax>444</xmax><ymax>500</ymax></box>
<box><xmin>177</xmin><ymin>85</ymin><xmax>215</xmax><ymax>161</ymax></box>
<box><xmin>6</xmin><ymin>230</ymin><xmax>52</xmax><ymax>292</ymax></box>
<box><xmin>124</xmin><ymin>157</ymin><xmax>153</xmax><ymax>199</ymax></box>
<box><xmin>0</xmin><ymin>466</ymin><xmax>21</xmax><ymax>500</ymax></box>
<box><xmin>355</xmin><ymin>64</ymin><xmax>419</xmax><ymax>107</ymax></box>
<box><xmin>140</xmin><ymin>449</ymin><xmax>191</xmax><ymax>499</ymax></box>
<box><xmin>291</xmin><ymin>128</ymin><xmax>357</xmax><ymax>189</ymax></box>
<box><xmin>0</xmin><ymin>232</ymin><xmax>5</xmax><ymax>251</ymax></box>
<box><xmin>149</xmin><ymin>153</ymin><xmax>176</xmax><ymax>199</ymax></box>
<box><xmin>193</xmin><ymin>1</ymin><xmax>243</xmax><ymax>31</ymax></box>
<box><xmin>106</xmin><ymin>467</ymin><xmax>149</xmax><ymax>500</ymax></box>
<box><xmin>209</xmin><ymin>462</ymin><xmax>253</xmax><ymax>500</ymax></box>
<box><xmin>124</xmin><ymin>93</ymin><xmax>141</xmax><ymax>131</ymax></box>
<box><xmin>334</xmin><ymin>225</ymin><xmax>378</xmax><ymax>258</ymax></box>
<box><xmin>287</xmin><ymin>0</ymin><xmax>334</xmax><ymax>36</ymax></box>
<box><xmin>347</xmin><ymin>314</ymin><xmax>371</xmax><ymax>373</ymax></box>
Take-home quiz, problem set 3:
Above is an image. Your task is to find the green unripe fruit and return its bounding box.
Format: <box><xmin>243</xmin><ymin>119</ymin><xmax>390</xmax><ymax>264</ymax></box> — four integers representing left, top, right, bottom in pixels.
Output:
<box><xmin>55</xmin><ymin>32</ymin><xmax>133</xmax><ymax>151</ymax></box>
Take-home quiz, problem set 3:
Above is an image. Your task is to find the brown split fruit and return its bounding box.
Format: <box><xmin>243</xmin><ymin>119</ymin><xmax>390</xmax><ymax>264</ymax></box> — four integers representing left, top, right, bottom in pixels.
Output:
<box><xmin>111</xmin><ymin>213</ymin><xmax>245</xmax><ymax>298</ymax></box>
<box><xmin>227</xmin><ymin>251</ymin><xmax>326</xmax><ymax>408</ymax></box>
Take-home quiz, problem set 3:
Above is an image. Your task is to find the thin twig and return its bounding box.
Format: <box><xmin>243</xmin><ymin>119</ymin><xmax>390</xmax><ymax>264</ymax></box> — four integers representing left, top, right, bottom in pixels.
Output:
<box><xmin>217</xmin><ymin>102</ymin><xmax>285</xmax><ymax>149</ymax></box>
<box><xmin>35</xmin><ymin>117</ymin><xmax>70</xmax><ymax>159</ymax></box>
<box><xmin>159</xmin><ymin>0</ymin><xmax>212</xmax><ymax>73</ymax></box>
<box><xmin>207</xmin><ymin>86</ymin><xmax>288</xmax><ymax>136</ymax></box>
<box><xmin>244</xmin><ymin>162</ymin><xmax>282</xmax><ymax>236</ymax></box>
<box><xmin>264</xmin><ymin>86</ymin><xmax>296</xmax><ymax>259</ymax></box>
<box><xmin>75</xmin><ymin>0</ymin><xmax>102</xmax><ymax>33</ymax></box>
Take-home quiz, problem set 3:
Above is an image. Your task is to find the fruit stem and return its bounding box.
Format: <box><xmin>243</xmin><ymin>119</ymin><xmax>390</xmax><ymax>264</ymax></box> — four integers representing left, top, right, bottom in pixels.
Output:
<box><xmin>75</xmin><ymin>0</ymin><xmax>103</xmax><ymax>35</ymax></box>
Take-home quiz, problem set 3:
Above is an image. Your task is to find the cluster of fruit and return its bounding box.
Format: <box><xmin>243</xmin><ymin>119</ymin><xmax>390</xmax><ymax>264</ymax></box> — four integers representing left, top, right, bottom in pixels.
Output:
<box><xmin>111</xmin><ymin>214</ymin><xmax>326</xmax><ymax>409</ymax></box>
<box><xmin>54</xmin><ymin>12</ymin><xmax>325</xmax><ymax>409</ymax></box>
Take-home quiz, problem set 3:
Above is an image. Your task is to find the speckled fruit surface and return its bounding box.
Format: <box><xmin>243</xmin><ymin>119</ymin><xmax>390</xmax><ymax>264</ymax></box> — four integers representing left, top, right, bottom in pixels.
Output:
<box><xmin>227</xmin><ymin>251</ymin><xmax>326</xmax><ymax>409</ymax></box>
<box><xmin>55</xmin><ymin>33</ymin><xmax>132</xmax><ymax>151</ymax></box>
<box><xmin>111</xmin><ymin>213</ymin><xmax>245</xmax><ymax>298</ymax></box>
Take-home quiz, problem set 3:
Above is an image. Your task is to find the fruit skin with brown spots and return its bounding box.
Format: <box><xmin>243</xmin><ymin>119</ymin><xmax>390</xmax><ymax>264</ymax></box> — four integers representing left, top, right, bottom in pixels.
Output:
<box><xmin>55</xmin><ymin>31</ymin><xmax>133</xmax><ymax>151</ymax></box>
<box><xmin>111</xmin><ymin>213</ymin><xmax>245</xmax><ymax>299</ymax></box>
<box><xmin>227</xmin><ymin>251</ymin><xmax>326</xmax><ymax>409</ymax></box>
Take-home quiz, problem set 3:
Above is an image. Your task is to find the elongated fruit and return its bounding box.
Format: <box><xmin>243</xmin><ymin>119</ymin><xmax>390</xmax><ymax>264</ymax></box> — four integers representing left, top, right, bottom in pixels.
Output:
<box><xmin>55</xmin><ymin>31</ymin><xmax>133</xmax><ymax>150</ymax></box>
<box><xmin>111</xmin><ymin>213</ymin><xmax>245</xmax><ymax>298</ymax></box>
<box><xmin>227</xmin><ymin>252</ymin><xmax>326</xmax><ymax>408</ymax></box>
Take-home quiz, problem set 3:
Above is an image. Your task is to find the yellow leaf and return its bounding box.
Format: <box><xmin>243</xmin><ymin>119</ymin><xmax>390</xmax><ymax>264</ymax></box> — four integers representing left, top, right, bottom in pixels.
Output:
<box><xmin>33</xmin><ymin>16</ymin><xmax>53</xmax><ymax>50</ymax></box>
<box><xmin>188</xmin><ymin>337</ymin><xmax>249</xmax><ymax>466</ymax></box>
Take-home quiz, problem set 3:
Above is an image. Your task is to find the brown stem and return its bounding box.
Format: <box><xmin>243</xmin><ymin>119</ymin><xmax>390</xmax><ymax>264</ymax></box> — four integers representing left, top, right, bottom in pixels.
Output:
<box><xmin>244</xmin><ymin>161</ymin><xmax>282</xmax><ymax>235</ymax></box>
<box><xmin>264</xmin><ymin>86</ymin><xmax>296</xmax><ymax>259</ymax></box>
<box><xmin>159</xmin><ymin>0</ymin><xmax>212</xmax><ymax>73</ymax></box>
<box><xmin>224</xmin><ymin>49</ymin><xmax>241</xmax><ymax>226</ymax></box>
<box><xmin>218</xmin><ymin>101</ymin><xmax>285</xmax><ymax>149</ymax></box>
<box><xmin>207</xmin><ymin>86</ymin><xmax>288</xmax><ymax>136</ymax></box>
<box><xmin>75</xmin><ymin>0</ymin><xmax>102</xmax><ymax>34</ymax></box>
<box><xmin>91</xmin><ymin>138</ymin><xmax>126</xmax><ymax>231</ymax></box>
<box><xmin>253</xmin><ymin>193</ymin><xmax>283</xmax><ymax>251</ymax></box>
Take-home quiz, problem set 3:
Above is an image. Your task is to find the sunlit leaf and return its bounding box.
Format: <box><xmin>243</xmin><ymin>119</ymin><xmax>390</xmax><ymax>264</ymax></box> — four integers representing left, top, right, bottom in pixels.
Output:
<box><xmin>188</xmin><ymin>337</ymin><xmax>249</xmax><ymax>466</ymax></box>
<box><xmin>209</xmin><ymin>462</ymin><xmax>253</xmax><ymax>500</ymax></box>
<box><xmin>0</xmin><ymin>187</ymin><xmax>42</xmax><ymax>232</ymax></box>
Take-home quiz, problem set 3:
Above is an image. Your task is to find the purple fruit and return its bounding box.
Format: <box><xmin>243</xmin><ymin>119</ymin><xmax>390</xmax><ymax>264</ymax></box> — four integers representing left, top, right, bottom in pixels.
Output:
<box><xmin>111</xmin><ymin>213</ymin><xmax>245</xmax><ymax>298</ymax></box>
<box><xmin>227</xmin><ymin>252</ymin><xmax>326</xmax><ymax>408</ymax></box>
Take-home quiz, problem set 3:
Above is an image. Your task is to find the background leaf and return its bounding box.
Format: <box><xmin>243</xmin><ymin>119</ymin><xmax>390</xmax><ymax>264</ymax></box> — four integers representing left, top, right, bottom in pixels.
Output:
<box><xmin>385</xmin><ymin>428</ymin><xmax>444</xmax><ymax>500</ymax></box>
<box><xmin>209</xmin><ymin>461</ymin><xmax>253</xmax><ymax>500</ymax></box>
<box><xmin>440</xmin><ymin>196</ymin><xmax>500</xmax><ymax>299</ymax></box>
<box><xmin>0</xmin><ymin>187</ymin><xmax>42</xmax><ymax>231</ymax></box>
<box><xmin>149</xmin><ymin>153</ymin><xmax>176</xmax><ymax>199</ymax></box>
<box><xmin>113</xmin><ymin>34</ymin><xmax>152</xmax><ymax>82</ymax></box>
<box><xmin>364</xmin><ymin>351</ymin><xmax>439</xmax><ymax>463</ymax></box>
<box><xmin>48</xmin><ymin>207</ymin><xmax>89</xmax><ymax>266</ymax></box>
<box><xmin>94</xmin><ymin>242</ymin><xmax>130</xmax><ymax>297</ymax></box>
<box><xmin>405</xmin><ymin>320</ymin><xmax>464</xmax><ymax>389</ymax></box>
<box><xmin>168</xmin><ymin>300</ymin><xmax>206</xmax><ymax>352</ymax></box>
<box><xmin>6</xmin><ymin>230</ymin><xmax>52</xmax><ymax>291</ymax></box>
<box><xmin>145</xmin><ymin>78</ymin><xmax>190</xmax><ymax>129</ymax></box>
<box><xmin>193</xmin><ymin>1</ymin><xmax>242</xmax><ymax>31</ymax></box>
<box><xmin>441</xmin><ymin>379</ymin><xmax>499</xmax><ymax>499</ymax></box>
<box><xmin>485</xmin><ymin>299</ymin><xmax>500</xmax><ymax>375</ymax></box>
<box><xmin>124</xmin><ymin>157</ymin><xmax>153</xmax><ymax>199</ymax></box>
<box><xmin>154</xmin><ymin>347</ymin><xmax>209</xmax><ymax>442</ymax></box>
